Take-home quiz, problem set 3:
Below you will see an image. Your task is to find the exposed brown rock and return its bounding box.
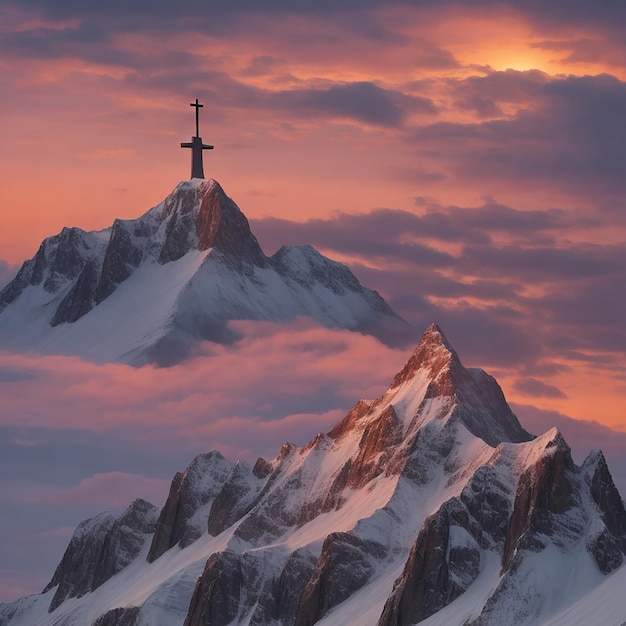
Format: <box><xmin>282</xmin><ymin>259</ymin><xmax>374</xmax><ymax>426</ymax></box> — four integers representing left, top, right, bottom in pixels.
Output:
<box><xmin>44</xmin><ymin>512</ymin><xmax>115</xmax><ymax>612</ymax></box>
<box><xmin>146</xmin><ymin>471</ymin><xmax>184</xmax><ymax>563</ymax></box>
<box><xmin>196</xmin><ymin>182</ymin><xmax>267</xmax><ymax>267</ymax></box>
<box><xmin>43</xmin><ymin>227</ymin><xmax>91</xmax><ymax>293</ymax></box>
<box><xmin>343</xmin><ymin>405</ymin><xmax>403</xmax><ymax>488</ymax></box>
<box><xmin>261</xmin><ymin>549</ymin><xmax>317</xmax><ymax>625</ymax></box>
<box><xmin>207</xmin><ymin>461</ymin><xmax>258</xmax><ymax>537</ymax></box>
<box><xmin>209</xmin><ymin>450</ymin><xmax>295</xmax><ymax>544</ymax></box>
<box><xmin>587</xmin><ymin>450</ymin><xmax>626</xmax><ymax>551</ymax></box>
<box><xmin>252</xmin><ymin>456</ymin><xmax>272</xmax><ymax>479</ymax></box>
<box><xmin>328</xmin><ymin>399</ymin><xmax>373</xmax><ymax>440</ymax></box>
<box><xmin>92</xmin><ymin>499</ymin><xmax>159</xmax><ymax>589</ymax></box>
<box><xmin>584</xmin><ymin>450</ymin><xmax>626</xmax><ymax>573</ymax></box>
<box><xmin>389</xmin><ymin>323</ymin><xmax>457</xmax><ymax>391</ymax></box>
<box><xmin>44</xmin><ymin>499</ymin><xmax>159</xmax><ymax>613</ymax></box>
<box><xmin>95</xmin><ymin>220</ymin><xmax>143</xmax><ymax>303</ymax></box>
<box><xmin>387</xmin><ymin>324</ymin><xmax>532</xmax><ymax>447</ymax></box>
<box><xmin>459</xmin><ymin>464</ymin><xmax>513</xmax><ymax>544</ymax></box>
<box><xmin>157</xmin><ymin>184</ymin><xmax>203</xmax><ymax>264</ymax></box>
<box><xmin>50</xmin><ymin>259</ymin><xmax>99</xmax><ymax>325</ymax></box>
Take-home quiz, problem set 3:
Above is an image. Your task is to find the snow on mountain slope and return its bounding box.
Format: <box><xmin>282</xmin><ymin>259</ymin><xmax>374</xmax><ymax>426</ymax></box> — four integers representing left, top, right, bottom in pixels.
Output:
<box><xmin>1</xmin><ymin>324</ymin><xmax>625</xmax><ymax>626</ymax></box>
<box><xmin>542</xmin><ymin>558</ymin><xmax>626</xmax><ymax>626</ymax></box>
<box><xmin>0</xmin><ymin>179</ymin><xmax>408</xmax><ymax>365</ymax></box>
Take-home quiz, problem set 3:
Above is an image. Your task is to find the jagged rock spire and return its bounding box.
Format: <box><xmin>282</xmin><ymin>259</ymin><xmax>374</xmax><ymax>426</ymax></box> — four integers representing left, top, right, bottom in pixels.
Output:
<box><xmin>386</xmin><ymin>323</ymin><xmax>532</xmax><ymax>446</ymax></box>
<box><xmin>390</xmin><ymin>323</ymin><xmax>460</xmax><ymax>390</ymax></box>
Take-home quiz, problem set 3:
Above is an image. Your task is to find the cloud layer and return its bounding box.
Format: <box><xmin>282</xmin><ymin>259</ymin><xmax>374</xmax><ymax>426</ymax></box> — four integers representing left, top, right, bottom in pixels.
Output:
<box><xmin>251</xmin><ymin>200</ymin><xmax>626</xmax><ymax>417</ymax></box>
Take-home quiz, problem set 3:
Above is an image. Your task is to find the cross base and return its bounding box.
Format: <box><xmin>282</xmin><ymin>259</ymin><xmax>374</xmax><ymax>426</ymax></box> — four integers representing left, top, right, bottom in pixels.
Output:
<box><xmin>181</xmin><ymin>136</ymin><xmax>214</xmax><ymax>179</ymax></box>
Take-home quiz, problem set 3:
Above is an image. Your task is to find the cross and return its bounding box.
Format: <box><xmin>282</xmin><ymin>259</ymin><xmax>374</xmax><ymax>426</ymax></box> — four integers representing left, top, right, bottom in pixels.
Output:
<box><xmin>181</xmin><ymin>98</ymin><xmax>214</xmax><ymax>179</ymax></box>
<box><xmin>190</xmin><ymin>98</ymin><xmax>203</xmax><ymax>137</ymax></box>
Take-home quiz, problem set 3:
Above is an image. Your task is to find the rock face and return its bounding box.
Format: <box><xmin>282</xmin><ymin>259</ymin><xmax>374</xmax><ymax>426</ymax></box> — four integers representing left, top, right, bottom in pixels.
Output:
<box><xmin>43</xmin><ymin>499</ymin><xmax>159</xmax><ymax>612</ymax></box>
<box><xmin>295</xmin><ymin>532</ymin><xmax>386</xmax><ymax>626</ymax></box>
<box><xmin>0</xmin><ymin>179</ymin><xmax>409</xmax><ymax>365</ymax></box>
<box><xmin>92</xmin><ymin>606</ymin><xmax>140</xmax><ymax>626</ymax></box>
<box><xmin>43</xmin><ymin>511</ymin><xmax>115</xmax><ymax>612</ymax></box>
<box><xmin>3</xmin><ymin>324</ymin><xmax>626</xmax><ymax>626</ymax></box>
<box><xmin>196</xmin><ymin>182</ymin><xmax>267</xmax><ymax>266</ymax></box>
<box><xmin>379</xmin><ymin>498</ymin><xmax>484</xmax><ymax>626</ymax></box>
<box><xmin>147</xmin><ymin>451</ymin><xmax>232</xmax><ymax>562</ymax></box>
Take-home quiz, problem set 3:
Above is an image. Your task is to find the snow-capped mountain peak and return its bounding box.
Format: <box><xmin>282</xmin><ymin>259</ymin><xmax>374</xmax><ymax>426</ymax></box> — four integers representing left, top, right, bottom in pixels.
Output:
<box><xmin>0</xmin><ymin>179</ymin><xmax>409</xmax><ymax>365</ymax></box>
<box><xmin>2</xmin><ymin>324</ymin><xmax>626</xmax><ymax>626</ymax></box>
<box><xmin>383</xmin><ymin>323</ymin><xmax>532</xmax><ymax>447</ymax></box>
<box><xmin>145</xmin><ymin>178</ymin><xmax>266</xmax><ymax>266</ymax></box>
<box><xmin>390</xmin><ymin>322</ymin><xmax>457</xmax><ymax>385</ymax></box>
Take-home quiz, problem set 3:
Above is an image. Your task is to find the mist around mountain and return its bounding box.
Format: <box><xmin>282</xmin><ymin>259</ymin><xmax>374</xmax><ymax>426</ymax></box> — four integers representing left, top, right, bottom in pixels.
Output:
<box><xmin>0</xmin><ymin>179</ymin><xmax>410</xmax><ymax>366</ymax></box>
<box><xmin>1</xmin><ymin>324</ymin><xmax>625</xmax><ymax>626</ymax></box>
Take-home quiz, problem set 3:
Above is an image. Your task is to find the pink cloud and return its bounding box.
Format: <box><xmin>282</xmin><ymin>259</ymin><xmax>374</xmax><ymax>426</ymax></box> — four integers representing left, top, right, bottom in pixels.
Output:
<box><xmin>20</xmin><ymin>472</ymin><xmax>170</xmax><ymax>510</ymax></box>
<box><xmin>0</xmin><ymin>321</ymin><xmax>408</xmax><ymax>459</ymax></box>
<box><xmin>181</xmin><ymin>409</ymin><xmax>347</xmax><ymax>462</ymax></box>
<box><xmin>0</xmin><ymin>570</ymin><xmax>50</xmax><ymax>604</ymax></box>
<box><xmin>39</xmin><ymin>526</ymin><xmax>76</xmax><ymax>539</ymax></box>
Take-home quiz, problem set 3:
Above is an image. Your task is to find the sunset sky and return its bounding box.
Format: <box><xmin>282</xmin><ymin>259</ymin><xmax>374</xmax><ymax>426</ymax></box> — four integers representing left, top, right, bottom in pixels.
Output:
<box><xmin>1</xmin><ymin>0</ymin><xmax>625</xmax><ymax>603</ymax></box>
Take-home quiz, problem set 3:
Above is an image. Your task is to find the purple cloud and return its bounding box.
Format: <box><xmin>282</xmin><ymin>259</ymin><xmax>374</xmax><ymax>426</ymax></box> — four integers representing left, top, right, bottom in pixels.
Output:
<box><xmin>19</xmin><ymin>472</ymin><xmax>171</xmax><ymax>509</ymax></box>
<box><xmin>514</xmin><ymin>403</ymin><xmax>626</xmax><ymax>495</ymax></box>
<box><xmin>414</xmin><ymin>73</ymin><xmax>626</xmax><ymax>199</ymax></box>
<box><xmin>250</xmin><ymin>202</ymin><xmax>625</xmax><ymax>372</ymax></box>
<box><xmin>513</xmin><ymin>377</ymin><xmax>567</xmax><ymax>399</ymax></box>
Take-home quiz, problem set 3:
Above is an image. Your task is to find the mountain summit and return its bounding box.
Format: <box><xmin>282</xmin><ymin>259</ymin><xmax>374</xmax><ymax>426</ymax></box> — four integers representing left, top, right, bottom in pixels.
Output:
<box><xmin>0</xmin><ymin>179</ymin><xmax>408</xmax><ymax>365</ymax></box>
<box><xmin>389</xmin><ymin>323</ymin><xmax>532</xmax><ymax>446</ymax></box>
<box><xmin>2</xmin><ymin>325</ymin><xmax>625</xmax><ymax>625</ymax></box>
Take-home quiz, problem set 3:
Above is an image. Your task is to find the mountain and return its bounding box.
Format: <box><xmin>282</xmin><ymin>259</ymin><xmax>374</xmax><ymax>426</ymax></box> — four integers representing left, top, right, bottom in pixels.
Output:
<box><xmin>2</xmin><ymin>324</ymin><xmax>625</xmax><ymax>625</ymax></box>
<box><xmin>0</xmin><ymin>179</ymin><xmax>408</xmax><ymax>365</ymax></box>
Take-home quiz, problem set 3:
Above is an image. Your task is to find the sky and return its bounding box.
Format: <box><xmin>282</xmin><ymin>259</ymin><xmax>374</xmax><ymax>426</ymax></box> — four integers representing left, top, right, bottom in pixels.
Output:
<box><xmin>1</xmin><ymin>0</ymin><xmax>625</xmax><ymax>604</ymax></box>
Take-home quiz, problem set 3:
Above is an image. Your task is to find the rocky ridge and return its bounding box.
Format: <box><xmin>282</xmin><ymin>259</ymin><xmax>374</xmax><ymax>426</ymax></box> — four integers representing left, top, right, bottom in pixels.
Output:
<box><xmin>1</xmin><ymin>324</ymin><xmax>625</xmax><ymax>626</ymax></box>
<box><xmin>42</xmin><ymin>499</ymin><xmax>159</xmax><ymax>613</ymax></box>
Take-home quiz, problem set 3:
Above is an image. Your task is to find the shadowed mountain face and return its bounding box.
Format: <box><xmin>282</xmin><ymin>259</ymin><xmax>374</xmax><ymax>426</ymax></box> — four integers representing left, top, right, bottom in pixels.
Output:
<box><xmin>0</xmin><ymin>179</ymin><xmax>410</xmax><ymax>365</ymax></box>
<box><xmin>2</xmin><ymin>324</ymin><xmax>625</xmax><ymax>626</ymax></box>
